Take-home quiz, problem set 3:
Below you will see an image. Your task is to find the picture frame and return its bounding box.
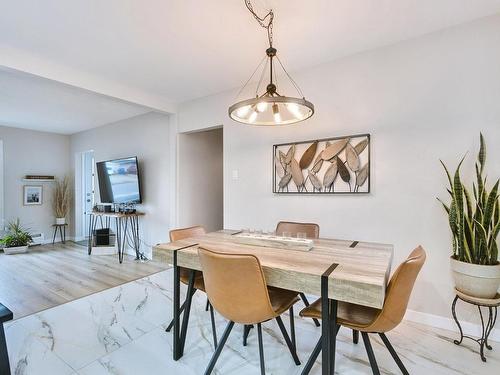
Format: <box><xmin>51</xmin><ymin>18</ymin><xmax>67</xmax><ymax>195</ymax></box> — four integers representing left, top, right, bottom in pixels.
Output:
<box><xmin>273</xmin><ymin>133</ymin><xmax>371</xmax><ymax>194</ymax></box>
<box><xmin>23</xmin><ymin>185</ymin><xmax>43</xmax><ymax>205</ymax></box>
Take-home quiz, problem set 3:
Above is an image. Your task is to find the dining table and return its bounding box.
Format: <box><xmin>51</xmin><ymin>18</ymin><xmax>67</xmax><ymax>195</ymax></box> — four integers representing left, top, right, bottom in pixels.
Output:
<box><xmin>153</xmin><ymin>229</ymin><xmax>394</xmax><ymax>375</ymax></box>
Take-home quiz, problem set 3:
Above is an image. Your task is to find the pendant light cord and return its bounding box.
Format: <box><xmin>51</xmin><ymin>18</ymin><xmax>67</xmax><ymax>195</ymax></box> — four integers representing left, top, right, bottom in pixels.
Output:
<box><xmin>245</xmin><ymin>0</ymin><xmax>274</xmax><ymax>48</ymax></box>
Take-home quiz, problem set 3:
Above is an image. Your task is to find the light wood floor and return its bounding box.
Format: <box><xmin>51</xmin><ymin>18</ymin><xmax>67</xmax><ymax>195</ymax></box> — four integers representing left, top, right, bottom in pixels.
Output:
<box><xmin>0</xmin><ymin>242</ymin><xmax>168</xmax><ymax>319</ymax></box>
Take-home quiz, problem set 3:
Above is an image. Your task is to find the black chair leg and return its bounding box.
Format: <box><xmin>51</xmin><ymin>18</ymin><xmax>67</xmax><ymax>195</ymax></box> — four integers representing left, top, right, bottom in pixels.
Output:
<box><xmin>205</xmin><ymin>298</ymin><xmax>210</xmax><ymax>312</ymax></box>
<box><xmin>0</xmin><ymin>323</ymin><xmax>10</xmax><ymax>375</ymax></box>
<box><xmin>204</xmin><ymin>321</ymin><xmax>235</xmax><ymax>375</ymax></box>
<box><xmin>299</xmin><ymin>293</ymin><xmax>320</xmax><ymax>327</ymax></box>
<box><xmin>361</xmin><ymin>332</ymin><xmax>381</xmax><ymax>375</ymax></box>
<box><xmin>353</xmin><ymin>329</ymin><xmax>359</xmax><ymax>344</ymax></box>
<box><xmin>257</xmin><ymin>323</ymin><xmax>266</xmax><ymax>375</ymax></box>
<box><xmin>209</xmin><ymin>304</ymin><xmax>218</xmax><ymax>350</ymax></box>
<box><xmin>275</xmin><ymin>316</ymin><xmax>301</xmax><ymax>365</ymax></box>
<box><xmin>301</xmin><ymin>337</ymin><xmax>322</xmax><ymax>375</ymax></box>
<box><xmin>243</xmin><ymin>324</ymin><xmax>253</xmax><ymax>346</ymax></box>
<box><xmin>379</xmin><ymin>333</ymin><xmax>409</xmax><ymax>375</ymax></box>
<box><xmin>289</xmin><ymin>306</ymin><xmax>296</xmax><ymax>350</ymax></box>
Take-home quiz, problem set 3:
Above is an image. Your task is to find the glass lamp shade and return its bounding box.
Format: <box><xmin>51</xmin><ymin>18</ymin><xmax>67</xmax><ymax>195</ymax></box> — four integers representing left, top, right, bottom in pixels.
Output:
<box><xmin>229</xmin><ymin>96</ymin><xmax>314</xmax><ymax>126</ymax></box>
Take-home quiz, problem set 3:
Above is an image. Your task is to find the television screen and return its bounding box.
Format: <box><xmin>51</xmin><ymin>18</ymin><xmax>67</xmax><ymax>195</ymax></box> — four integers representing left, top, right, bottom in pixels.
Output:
<box><xmin>96</xmin><ymin>156</ymin><xmax>142</xmax><ymax>204</ymax></box>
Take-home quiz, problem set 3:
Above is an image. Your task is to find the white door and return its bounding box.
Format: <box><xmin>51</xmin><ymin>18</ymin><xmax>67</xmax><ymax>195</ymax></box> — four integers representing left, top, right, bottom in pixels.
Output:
<box><xmin>82</xmin><ymin>151</ymin><xmax>95</xmax><ymax>237</ymax></box>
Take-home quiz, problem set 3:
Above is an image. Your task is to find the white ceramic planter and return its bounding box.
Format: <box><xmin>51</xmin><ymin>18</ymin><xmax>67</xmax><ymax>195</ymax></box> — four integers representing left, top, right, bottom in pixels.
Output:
<box><xmin>450</xmin><ymin>257</ymin><xmax>500</xmax><ymax>298</ymax></box>
<box><xmin>3</xmin><ymin>245</ymin><xmax>29</xmax><ymax>255</ymax></box>
<box><xmin>56</xmin><ymin>217</ymin><xmax>66</xmax><ymax>225</ymax></box>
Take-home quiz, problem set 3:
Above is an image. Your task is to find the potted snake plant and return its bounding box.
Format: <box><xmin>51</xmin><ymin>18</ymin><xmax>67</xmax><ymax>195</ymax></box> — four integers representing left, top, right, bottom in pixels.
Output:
<box><xmin>0</xmin><ymin>219</ymin><xmax>33</xmax><ymax>254</ymax></box>
<box><xmin>438</xmin><ymin>134</ymin><xmax>500</xmax><ymax>298</ymax></box>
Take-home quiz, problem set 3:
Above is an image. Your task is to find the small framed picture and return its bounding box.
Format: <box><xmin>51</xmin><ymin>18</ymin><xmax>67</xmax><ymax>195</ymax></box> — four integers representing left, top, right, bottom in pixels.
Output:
<box><xmin>24</xmin><ymin>185</ymin><xmax>43</xmax><ymax>205</ymax></box>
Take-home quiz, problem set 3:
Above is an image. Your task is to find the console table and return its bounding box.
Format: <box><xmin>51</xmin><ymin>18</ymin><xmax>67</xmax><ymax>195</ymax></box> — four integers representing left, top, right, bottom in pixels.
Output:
<box><xmin>452</xmin><ymin>288</ymin><xmax>500</xmax><ymax>362</ymax></box>
<box><xmin>87</xmin><ymin>211</ymin><xmax>145</xmax><ymax>263</ymax></box>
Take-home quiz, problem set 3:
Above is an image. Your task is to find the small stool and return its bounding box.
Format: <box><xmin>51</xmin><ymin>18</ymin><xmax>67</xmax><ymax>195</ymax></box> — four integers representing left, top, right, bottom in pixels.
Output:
<box><xmin>452</xmin><ymin>288</ymin><xmax>500</xmax><ymax>362</ymax></box>
<box><xmin>0</xmin><ymin>302</ymin><xmax>13</xmax><ymax>375</ymax></box>
<box><xmin>52</xmin><ymin>224</ymin><xmax>68</xmax><ymax>244</ymax></box>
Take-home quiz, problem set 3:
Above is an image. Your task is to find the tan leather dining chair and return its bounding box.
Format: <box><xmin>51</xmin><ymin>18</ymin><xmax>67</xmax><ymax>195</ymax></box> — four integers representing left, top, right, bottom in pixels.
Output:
<box><xmin>275</xmin><ymin>221</ymin><xmax>320</xmax><ymax>240</ymax></box>
<box><xmin>275</xmin><ymin>221</ymin><xmax>321</xmax><ymax>328</ymax></box>
<box><xmin>198</xmin><ymin>247</ymin><xmax>301</xmax><ymax>375</ymax></box>
<box><xmin>299</xmin><ymin>246</ymin><xmax>426</xmax><ymax>375</ymax></box>
<box><xmin>165</xmin><ymin>226</ymin><xmax>217</xmax><ymax>349</ymax></box>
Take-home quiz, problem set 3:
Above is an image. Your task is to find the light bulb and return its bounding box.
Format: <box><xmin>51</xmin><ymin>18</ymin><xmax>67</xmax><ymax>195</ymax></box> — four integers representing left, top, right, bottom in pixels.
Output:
<box><xmin>272</xmin><ymin>103</ymin><xmax>281</xmax><ymax>123</ymax></box>
<box><xmin>286</xmin><ymin>103</ymin><xmax>303</xmax><ymax>119</ymax></box>
<box><xmin>236</xmin><ymin>105</ymin><xmax>250</xmax><ymax>118</ymax></box>
<box><xmin>256</xmin><ymin>101</ymin><xmax>268</xmax><ymax>113</ymax></box>
<box><xmin>248</xmin><ymin>110</ymin><xmax>258</xmax><ymax>123</ymax></box>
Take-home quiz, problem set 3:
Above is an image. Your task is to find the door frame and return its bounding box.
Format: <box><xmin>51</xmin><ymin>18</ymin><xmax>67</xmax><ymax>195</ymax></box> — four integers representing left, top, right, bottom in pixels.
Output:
<box><xmin>74</xmin><ymin>150</ymin><xmax>94</xmax><ymax>241</ymax></box>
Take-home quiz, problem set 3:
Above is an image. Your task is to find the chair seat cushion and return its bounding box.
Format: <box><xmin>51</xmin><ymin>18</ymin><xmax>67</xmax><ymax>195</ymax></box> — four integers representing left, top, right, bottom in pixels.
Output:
<box><xmin>268</xmin><ymin>286</ymin><xmax>300</xmax><ymax>316</ymax></box>
<box><xmin>299</xmin><ymin>298</ymin><xmax>381</xmax><ymax>331</ymax></box>
<box><xmin>0</xmin><ymin>303</ymin><xmax>13</xmax><ymax>323</ymax></box>
<box><xmin>179</xmin><ymin>268</ymin><xmax>205</xmax><ymax>292</ymax></box>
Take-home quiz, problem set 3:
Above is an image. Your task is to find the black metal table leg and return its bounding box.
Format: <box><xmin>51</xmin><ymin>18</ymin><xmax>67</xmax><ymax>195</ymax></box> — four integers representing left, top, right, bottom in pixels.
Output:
<box><xmin>133</xmin><ymin>215</ymin><xmax>141</xmax><ymax>260</ymax></box>
<box><xmin>179</xmin><ymin>270</ymin><xmax>196</xmax><ymax>356</ymax></box>
<box><xmin>59</xmin><ymin>226</ymin><xmax>65</xmax><ymax>244</ymax></box>
<box><xmin>52</xmin><ymin>226</ymin><xmax>57</xmax><ymax>244</ymax></box>
<box><xmin>173</xmin><ymin>250</ymin><xmax>181</xmax><ymax>360</ymax></box>
<box><xmin>88</xmin><ymin>214</ymin><xmax>94</xmax><ymax>255</ymax></box>
<box><xmin>121</xmin><ymin>217</ymin><xmax>128</xmax><ymax>263</ymax></box>
<box><xmin>321</xmin><ymin>263</ymin><xmax>338</xmax><ymax>375</ymax></box>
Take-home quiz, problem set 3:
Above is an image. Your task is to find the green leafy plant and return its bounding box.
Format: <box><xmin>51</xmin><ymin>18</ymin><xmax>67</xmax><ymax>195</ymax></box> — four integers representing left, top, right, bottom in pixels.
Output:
<box><xmin>438</xmin><ymin>134</ymin><xmax>500</xmax><ymax>265</ymax></box>
<box><xmin>53</xmin><ymin>176</ymin><xmax>71</xmax><ymax>218</ymax></box>
<box><xmin>0</xmin><ymin>219</ymin><xmax>33</xmax><ymax>248</ymax></box>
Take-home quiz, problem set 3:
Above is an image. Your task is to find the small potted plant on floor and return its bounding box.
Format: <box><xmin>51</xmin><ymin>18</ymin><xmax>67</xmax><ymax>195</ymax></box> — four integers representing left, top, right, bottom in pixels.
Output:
<box><xmin>53</xmin><ymin>176</ymin><xmax>71</xmax><ymax>225</ymax></box>
<box><xmin>439</xmin><ymin>134</ymin><xmax>500</xmax><ymax>298</ymax></box>
<box><xmin>0</xmin><ymin>219</ymin><xmax>33</xmax><ymax>254</ymax></box>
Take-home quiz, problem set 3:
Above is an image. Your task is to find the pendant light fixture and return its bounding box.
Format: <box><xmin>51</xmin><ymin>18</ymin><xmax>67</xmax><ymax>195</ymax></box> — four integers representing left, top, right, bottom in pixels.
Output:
<box><xmin>228</xmin><ymin>1</ymin><xmax>314</xmax><ymax>126</ymax></box>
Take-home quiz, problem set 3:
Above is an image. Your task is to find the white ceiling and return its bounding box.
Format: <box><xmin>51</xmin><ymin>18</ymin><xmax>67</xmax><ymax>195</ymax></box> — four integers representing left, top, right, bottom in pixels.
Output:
<box><xmin>1</xmin><ymin>0</ymin><xmax>500</xmax><ymax>134</ymax></box>
<box><xmin>0</xmin><ymin>68</ymin><xmax>150</xmax><ymax>134</ymax></box>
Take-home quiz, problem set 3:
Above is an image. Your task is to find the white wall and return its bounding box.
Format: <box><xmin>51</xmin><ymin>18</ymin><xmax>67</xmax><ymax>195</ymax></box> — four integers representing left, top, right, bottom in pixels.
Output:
<box><xmin>178</xmin><ymin>127</ymin><xmax>223</xmax><ymax>232</ymax></box>
<box><xmin>0</xmin><ymin>125</ymin><xmax>70</xmax><ymax>239</ymax></box>
<box><xmin>177</xmin><ymin>14</ymin><xmax>500</xmax><ymax>325</ymax></box>
<box><xmin>0</xmin><ymin>140</ymin><xmax>4</xmax><ymax>230</ymax></box>
<box><xmin>70</xmin><ymin>112</ymin><xmax>172</xmax><ymax>258</ymax></box>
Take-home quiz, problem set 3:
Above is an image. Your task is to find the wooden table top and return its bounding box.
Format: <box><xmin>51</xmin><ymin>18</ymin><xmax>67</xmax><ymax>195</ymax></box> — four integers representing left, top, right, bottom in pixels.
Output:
<box><xmin>153</xmin><ymin>230</ymin><xmax>393</xmax><ymax>309</ymax></box>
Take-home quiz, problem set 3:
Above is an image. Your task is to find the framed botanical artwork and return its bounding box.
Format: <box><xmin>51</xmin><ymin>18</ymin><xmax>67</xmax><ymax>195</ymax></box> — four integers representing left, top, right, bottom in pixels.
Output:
<box><xmin>23</xmin><ymin>185</ymin><xmax>43</xmax><ymax>205</ymax></box>
<box><xmin>273</xmin><ymin>134</ymin><xmax>370</xmax><ymax>194</ymax></box>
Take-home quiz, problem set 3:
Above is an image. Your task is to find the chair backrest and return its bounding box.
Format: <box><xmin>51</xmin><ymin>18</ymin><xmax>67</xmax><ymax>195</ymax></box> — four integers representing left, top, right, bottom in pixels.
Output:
<box><xmin>198</xmin><ymin>247</ymin><xmax>277</xmax><ymax>324</ymax></box>
<box><xmin>275</xmin><ymin>221</ymin><xmax>320</xmax><ymax>239</ymax></box>
<box><xmin>169</xmin><ymin>225</ymin><xmax>206</xmax><ymax>242</ymax></box>
<box><xmin>369</xmin><ymin>246</ymin><xmax>426</xmax><ymax>333</ymax></box>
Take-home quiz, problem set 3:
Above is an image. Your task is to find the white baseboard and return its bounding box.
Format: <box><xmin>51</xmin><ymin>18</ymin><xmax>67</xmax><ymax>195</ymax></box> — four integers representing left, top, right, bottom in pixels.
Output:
<box><xmin>405</xmin><ymin>309</ymin><xmax>499</xmax><ymax>343</ymax></box>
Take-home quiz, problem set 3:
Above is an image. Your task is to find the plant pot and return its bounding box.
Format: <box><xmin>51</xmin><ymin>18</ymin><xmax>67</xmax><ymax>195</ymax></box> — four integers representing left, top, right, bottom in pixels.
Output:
<box><xmin>3</xmin><ymin>245</ymin><xmax>29</xmax><ymax>255</ymax></box>
<box><xmin>450</xmin><ymin>257</ymin><xmax>500</xmax><ymax>298</ymax></box>
<box><xmin>56</xmin><ymin>218</ymin><xmax>66</xmax><ymax>225</ymax></box>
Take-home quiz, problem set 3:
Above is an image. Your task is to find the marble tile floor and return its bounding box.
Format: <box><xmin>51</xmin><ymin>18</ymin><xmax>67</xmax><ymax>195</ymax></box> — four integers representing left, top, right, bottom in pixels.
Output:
<box><xmin>5</xmin><ymin>269</ymin><xmax>499</xmax><ymax>375</ymax></box>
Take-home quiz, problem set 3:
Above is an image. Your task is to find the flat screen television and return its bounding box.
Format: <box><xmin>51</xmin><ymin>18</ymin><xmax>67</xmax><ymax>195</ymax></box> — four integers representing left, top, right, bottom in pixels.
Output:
<box><xmin>96</xmin><ymin>156</ymin><xmax>142</xmax><ymax>204</ymax></box>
